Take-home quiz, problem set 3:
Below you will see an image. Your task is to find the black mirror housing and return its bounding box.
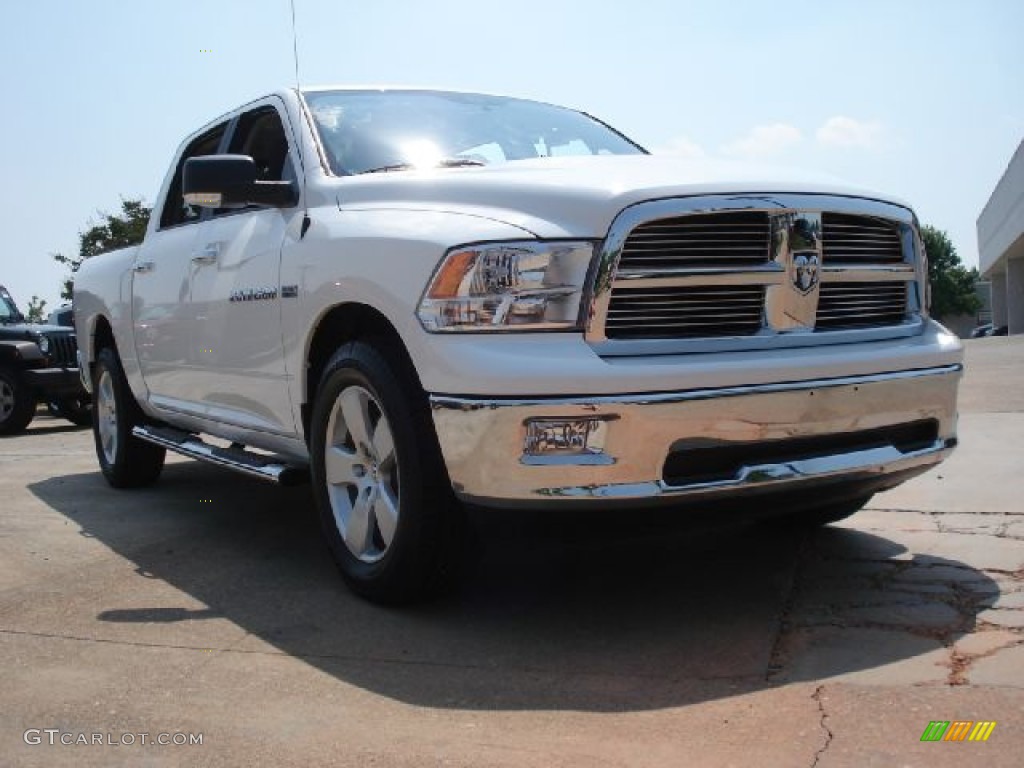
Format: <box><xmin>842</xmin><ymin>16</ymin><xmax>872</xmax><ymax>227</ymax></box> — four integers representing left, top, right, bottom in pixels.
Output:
<box><xmin>183</xmin><ymin>155</ymin><xmax>297</xmax><ymax>209</ymax></box>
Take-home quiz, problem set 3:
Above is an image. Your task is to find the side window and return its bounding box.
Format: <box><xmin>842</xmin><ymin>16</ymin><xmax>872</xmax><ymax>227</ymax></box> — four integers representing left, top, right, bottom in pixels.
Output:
<box><xmin>230</xmin><ymin>107</ymin><xmax>294</xmax><ymax>183</ymax></box>
<box><xmin>159</xmin><ymin>123</ymin><xmax>229</xmax><ymax>229</ymax></box>
<box><xmin>213</xmin><ymin>106</ymin><xmax>296</xmax><ymax>217</ymax></box>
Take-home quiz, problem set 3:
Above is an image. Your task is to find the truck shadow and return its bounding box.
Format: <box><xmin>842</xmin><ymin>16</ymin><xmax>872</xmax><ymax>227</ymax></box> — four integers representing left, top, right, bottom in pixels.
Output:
<box><xmin>29</xmin><ymin>462</ymin><xmax>998</xmax><ymax>713</ymax></box>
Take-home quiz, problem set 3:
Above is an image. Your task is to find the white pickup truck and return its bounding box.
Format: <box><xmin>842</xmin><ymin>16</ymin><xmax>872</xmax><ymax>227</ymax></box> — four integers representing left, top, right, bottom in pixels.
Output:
<box><xmin>74</xmin><ymin>87</ymin><xmax>963</xmax><ymax>602</ymax></box>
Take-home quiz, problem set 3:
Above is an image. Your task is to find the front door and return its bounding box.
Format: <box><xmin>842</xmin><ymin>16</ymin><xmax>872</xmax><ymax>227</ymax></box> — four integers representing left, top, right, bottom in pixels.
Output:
<box><xmin>187</xmin><ymin>100</ymin><xmax>301</xmax><ymax>435</ymax></box>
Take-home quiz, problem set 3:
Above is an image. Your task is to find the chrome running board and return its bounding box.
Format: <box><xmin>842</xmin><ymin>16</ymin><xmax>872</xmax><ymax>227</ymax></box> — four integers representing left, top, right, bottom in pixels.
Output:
<box><xmin>132</xmin><ymin>425</ymin><xmax>309</xmax><ymax>486</ymax></box>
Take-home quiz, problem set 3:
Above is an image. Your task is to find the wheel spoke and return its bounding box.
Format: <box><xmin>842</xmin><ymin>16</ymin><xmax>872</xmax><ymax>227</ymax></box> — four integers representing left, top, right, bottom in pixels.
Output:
<box><xmin>344</xmin><ymin>488</ymin><xmax>374</xmax><ymax>556</ymax></box>
<box><xmin>96</xmin><ymin>369</ymin><xmax>118</xmax><ymax>463</ymax></box>
<box><xmin>373</xmin><ymin>485</ymin><xmax>399</xmax><ymax>546</ymax></box>
<box><xmin>324</xmin><ymin>445</ymin><xmax>360</xmax><ymax>486</ymax></box>
<box><xmin>372</xmin><ymin>418</ymin><xmax>395</xmax><ymax>469</ymax></box>
<box><xmin>339</xmin><ymin>387</ymin><xmax>373</xmax><ymax>452</ymax></box>
<box><xmin>323</xmin><ymin>382</ymin><xmax>402</xmax><ymax>564</ymax></box>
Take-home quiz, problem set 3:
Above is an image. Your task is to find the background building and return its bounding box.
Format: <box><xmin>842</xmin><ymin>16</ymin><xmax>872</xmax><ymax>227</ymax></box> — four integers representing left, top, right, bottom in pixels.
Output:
<box><xmin>978</xmin><ymin>138</ymin><xmax>1024</xmax><ymax>334</ymax></box>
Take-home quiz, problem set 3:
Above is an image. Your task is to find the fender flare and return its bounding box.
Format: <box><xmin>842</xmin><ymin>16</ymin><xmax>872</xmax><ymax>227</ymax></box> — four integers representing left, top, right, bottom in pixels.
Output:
<box><xmin>0</xmin><ymin>340</ymin><xmax>44</xmax><ymax>365</ymax></box>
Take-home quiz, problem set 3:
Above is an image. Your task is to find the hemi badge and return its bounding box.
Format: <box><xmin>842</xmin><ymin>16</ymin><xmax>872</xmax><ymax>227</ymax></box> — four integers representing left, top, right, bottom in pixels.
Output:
<box><xmin>282</xmin><ymin>285</ymin><xmax>299</xmax><ymax>298</ymax></box>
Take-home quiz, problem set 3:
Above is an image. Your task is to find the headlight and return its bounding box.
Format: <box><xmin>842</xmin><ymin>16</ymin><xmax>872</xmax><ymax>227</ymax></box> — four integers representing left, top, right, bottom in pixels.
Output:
<box><xmin>37</xmin><ymin>335</ymin><xmax>50</xmax><ymax>354</ymax></box>
<box><xmin>417</xmin><ymin>241</ymin><xmax>594</xmax><ymax>332</ymax></box>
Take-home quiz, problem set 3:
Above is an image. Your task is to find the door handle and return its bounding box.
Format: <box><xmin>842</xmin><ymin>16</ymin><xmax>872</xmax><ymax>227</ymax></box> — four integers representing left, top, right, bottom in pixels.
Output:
<box><xmin>191</xmin><ymin>243</ymin><xmax>220</xmax><ymax>266</ymax></box>
<box><xmin>133</xmin><ymin>261</ymin><xmax>155</xmax><ymax>274</ymax></box>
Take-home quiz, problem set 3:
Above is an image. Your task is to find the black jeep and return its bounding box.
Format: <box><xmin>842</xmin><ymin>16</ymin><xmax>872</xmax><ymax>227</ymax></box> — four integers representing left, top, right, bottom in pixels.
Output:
<box><xmin>0</xmin><ymin>285</ymin><xmax>90</xmax><ymax>434</ymax></box>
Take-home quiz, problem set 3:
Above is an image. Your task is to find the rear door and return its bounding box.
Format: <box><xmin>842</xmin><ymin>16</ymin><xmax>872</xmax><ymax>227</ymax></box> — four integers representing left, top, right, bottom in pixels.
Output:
<box><xmin>132</xmin><ymin>122</ymin><xmax>228</xmax><ymax>412</ymax></box>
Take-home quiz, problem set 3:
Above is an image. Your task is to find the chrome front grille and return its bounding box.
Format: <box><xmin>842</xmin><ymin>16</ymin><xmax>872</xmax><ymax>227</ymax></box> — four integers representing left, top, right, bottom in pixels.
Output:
<box><xmin>589</xmin><ymin>195</ymin><xmax>921</xmax><ymax>351</ymax></box>
<box><xmin>619</xmin><ymin>211</ymin><xmax>770</xmax><ymax>270</ymax></box>
<box><xmin>822</xmin><ymin>213</ymin><xmax>903</xmax><ymax>262</ymax></box>
<box><xmin>816</xmin><ymin>282</ymin><xmax>908</xmax><ymax>330</ymax></box>
<box><xmin>605</xmin><ymin>285</ymin><xmax>765</xmax><ymax>339</ymax></box>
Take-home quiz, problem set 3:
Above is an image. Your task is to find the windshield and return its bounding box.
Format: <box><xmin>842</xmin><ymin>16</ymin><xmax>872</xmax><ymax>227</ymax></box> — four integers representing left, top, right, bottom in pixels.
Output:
<box><xmin>0</xmin><ymin>287</ymin><xmax>22</xmax><ymax>322</ymax></box>
<box><xmin>302</xmin><ymin>90</ymin><xmax>646</xmax><ymax>175</ymax></box>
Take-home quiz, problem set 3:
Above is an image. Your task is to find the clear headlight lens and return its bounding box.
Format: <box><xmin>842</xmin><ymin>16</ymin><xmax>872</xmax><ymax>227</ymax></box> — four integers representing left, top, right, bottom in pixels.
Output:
<box><xmin>417</xmin><ymin>241</ymin><xmax>594</xmax><ymax>332</ymax></box>
<box><xmin>37</xmin><ymin>335</ymin><xmax>50</xmax><ymax>354</ymax></box>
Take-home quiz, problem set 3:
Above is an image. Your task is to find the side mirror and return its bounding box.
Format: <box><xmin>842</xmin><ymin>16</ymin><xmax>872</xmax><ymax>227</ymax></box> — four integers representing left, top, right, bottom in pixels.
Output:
<box><xmin>183</xmin><ymin>155</ymin><xmax>297</xmax><ymax>209</ymax></box>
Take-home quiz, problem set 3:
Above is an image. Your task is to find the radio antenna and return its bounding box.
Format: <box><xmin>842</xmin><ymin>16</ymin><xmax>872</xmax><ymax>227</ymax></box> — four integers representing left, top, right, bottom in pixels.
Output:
<box><xmin>289</xmin><ymin>0</ymin><xmax>311</xmax><ymax>237</ymax></box>
<box><xmin>289</xmin><ymin>0</ymin><xmax>302</xmax><ymax>92</ymax></box>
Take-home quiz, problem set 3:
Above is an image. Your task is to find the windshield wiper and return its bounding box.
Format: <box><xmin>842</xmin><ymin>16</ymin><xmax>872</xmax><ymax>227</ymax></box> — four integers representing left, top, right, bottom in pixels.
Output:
<box><xmin>359</xmin><ymin>157</ymin><xmax>486</xmax><ymax>174</ymax></box>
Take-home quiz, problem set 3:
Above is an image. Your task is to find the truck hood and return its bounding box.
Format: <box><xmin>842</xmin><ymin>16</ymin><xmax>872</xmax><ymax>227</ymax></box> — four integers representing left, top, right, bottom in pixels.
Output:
<box><xmin>0</xmin><ymin>322</ymin><xmax>71</xmax><ymax>339</ymax></box>
<box><xmin>332</xmin><ymin>154</ymin><xmax>911</xmax><ymax>238</ymax></box>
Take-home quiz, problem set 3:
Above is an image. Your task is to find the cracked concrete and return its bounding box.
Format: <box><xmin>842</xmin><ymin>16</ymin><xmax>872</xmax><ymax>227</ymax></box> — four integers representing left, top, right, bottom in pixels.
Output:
<box><xmin>811</xmin><ymin>685</ymin><xmax>833</xmax><ymax>768</ymax></box>
<box><xmin>2</xmin><ymin>336</ymin><xmax>1023</xmax><ymax>766</ymax></box>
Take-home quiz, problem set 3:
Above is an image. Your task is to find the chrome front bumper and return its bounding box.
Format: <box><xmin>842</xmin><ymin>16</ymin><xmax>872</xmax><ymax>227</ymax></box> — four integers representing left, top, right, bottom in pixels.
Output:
<box><xmin>429</xmin><ymin>365</ymin><xmax>961</xmax><ymax>508</ymax></box>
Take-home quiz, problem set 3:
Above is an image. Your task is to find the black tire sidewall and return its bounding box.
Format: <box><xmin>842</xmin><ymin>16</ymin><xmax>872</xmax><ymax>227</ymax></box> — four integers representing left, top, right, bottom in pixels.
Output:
<box><xmin>54</xmin><ymin>395</ymin><xmax>92</xmax><ymax>427</ymax></box>
<box><xmin>0</xmin><ymin>368</ymin><xmax>36</xmax><ymax>435</ymax></box>
<box><xmin>310</xmin><ymin>342</ymin><xmax>442</xmax><ymax>602</ymax></box>
<box><xmin>92</xmin><ymin>347</ymin><xmax>164</xmax><ymax>487</ymax></box>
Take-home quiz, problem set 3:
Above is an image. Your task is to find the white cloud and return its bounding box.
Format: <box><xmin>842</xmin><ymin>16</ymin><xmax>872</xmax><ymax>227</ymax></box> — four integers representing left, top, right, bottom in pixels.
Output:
<box><xmin>816</xmin><ymin>116</ymin><xmax>884</xmax><ymax>149</ymax></box>
<box><xmin>722</xmin><ymin>123</ymin><xmax>803</xmax><ymax>158</ymax></box>
<box><xmin>654</xmin><ymin>135</ymin><xmax>706</xmax><ymax>158</ymax></box>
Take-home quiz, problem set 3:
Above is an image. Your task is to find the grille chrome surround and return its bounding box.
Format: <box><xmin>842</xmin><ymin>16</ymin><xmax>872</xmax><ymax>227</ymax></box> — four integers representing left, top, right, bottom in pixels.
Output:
<box><xmin>587</xmin><ymin>194</ymin><xmax>925</xmax><ymax>355</ymax></box>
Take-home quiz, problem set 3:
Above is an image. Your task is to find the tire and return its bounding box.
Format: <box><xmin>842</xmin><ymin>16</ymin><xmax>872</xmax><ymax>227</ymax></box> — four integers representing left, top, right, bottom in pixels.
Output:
<box><xmin>92</xmin><ymin>347</ymin><xmax>165</xmax><ymax>488</ymax></box>
<box><xmin>51</xmin><ymin>394</ymin><xmax>93</xmax><ymax>427</ymax></box>
<box><xmin>0</xmin><ymin>368</ymin><xmax>36</xmax><ymax>435</ymax></box>
<box><xmin>777</xmin><ymin>494</ymin><xmax>872</xmax><ymax>528</ymax></box>
<box><xmin>309</xmin><ymin>340</ymin><xmax>461</xmax><ymax>604</ymax></box>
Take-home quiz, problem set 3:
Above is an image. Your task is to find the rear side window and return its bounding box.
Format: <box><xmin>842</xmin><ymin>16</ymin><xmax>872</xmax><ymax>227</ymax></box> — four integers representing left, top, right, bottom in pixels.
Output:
<box><xmin>159</xmin><ymin>123</ymin><xmax>229</xmax><ymax>229</ymax></box>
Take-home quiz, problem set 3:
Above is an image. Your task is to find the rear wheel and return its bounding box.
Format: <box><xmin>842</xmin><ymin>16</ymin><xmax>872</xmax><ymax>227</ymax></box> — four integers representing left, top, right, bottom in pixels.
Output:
<box><xmin>0</xmin><ymin>368</ymin><xmax>35</xmax><ymax>435</ymax></box>
<box><xmin>51</xmin><ymin>394</ymin><xmax>92</xmax><ymax>427</ymax></box>
<box><xmin>93</xmin><ymin>347</ymin><xmax>165</xmax><ymax>487</ymax></box>
<box><xmin>310</xmin><ymin>341</ymin><xmax>461</xmax><ymax>604</ymax></box>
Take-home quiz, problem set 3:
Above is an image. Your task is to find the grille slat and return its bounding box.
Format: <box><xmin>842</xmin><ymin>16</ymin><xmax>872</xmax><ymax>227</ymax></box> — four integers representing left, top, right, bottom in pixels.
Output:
<box><xmin>45</xmin><ymin>333</ymin><xmax>78</xmax><ymax>368</ymax></box>
<box><xmin>604</xmin><ymin>286</ymin><xmax>764</xmax><ymax>339</ymax></box>
<box><xmin>822</xmin><ymin>212</ymin><xmax>903</xmax><ymax>263</ymax></box>
<box><xmin>815</xmin><ymin>282</ymin><xmax>907</xmax><ymax>329</ymax></box>
<box><xmin>617</xmin><ymin>211</ymin><xmax>770</xmax><ymax>271</ymax></box>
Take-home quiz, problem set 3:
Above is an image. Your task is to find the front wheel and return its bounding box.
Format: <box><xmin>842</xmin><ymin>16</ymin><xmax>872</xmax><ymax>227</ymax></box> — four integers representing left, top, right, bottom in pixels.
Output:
<box><xmin>310</xmin><ymin>341</ymin><xmax>460</xmax><ymax>604</ymax></box>
<box><xmin>0</xmin><ymin>368</ymin><xmax>35</xmax><ymax>435</ymax></box>
<box><xmin>93</xmin><ymin>347</ymin><xmax>165</xmax><ymax>488</ymax></box>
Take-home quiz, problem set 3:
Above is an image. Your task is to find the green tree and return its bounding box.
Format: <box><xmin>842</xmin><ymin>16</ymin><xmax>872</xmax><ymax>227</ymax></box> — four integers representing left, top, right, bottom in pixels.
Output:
<box><xmin>52</xmin><ymin>199</ymin><xmax>151</xmax><ymax>300</ymax></box>
<box><xmin>920</xmin><ymin>225</ymin><xmax>981</xmax><ymax>320</ymax></box>
<box><xmin>25</xmin><ymin>296</ymin><xmax>47</xmax><ymax>324</ymax></box>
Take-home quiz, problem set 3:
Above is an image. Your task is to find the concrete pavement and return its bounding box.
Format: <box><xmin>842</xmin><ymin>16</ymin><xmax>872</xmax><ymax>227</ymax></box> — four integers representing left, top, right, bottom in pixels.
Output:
<box><xmin>2</xmin><ymin>336</ymin><xmax>1023</xmax><ymax>766</ymax></box>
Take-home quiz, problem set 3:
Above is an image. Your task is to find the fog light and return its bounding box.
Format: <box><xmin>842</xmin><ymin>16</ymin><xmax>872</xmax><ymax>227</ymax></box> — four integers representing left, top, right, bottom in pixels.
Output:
<box><xmin>522</xmin><ymin>417</ymin><xmax>614</xmax><ymax>465</ymax></box>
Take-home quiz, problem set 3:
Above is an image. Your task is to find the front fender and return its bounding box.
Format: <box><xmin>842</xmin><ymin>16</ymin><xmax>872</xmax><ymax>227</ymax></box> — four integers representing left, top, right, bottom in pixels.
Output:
<box><xmin>282</xmin><ymin>206</ymin><xmax>536</xmax><ymax>410</ymax></box>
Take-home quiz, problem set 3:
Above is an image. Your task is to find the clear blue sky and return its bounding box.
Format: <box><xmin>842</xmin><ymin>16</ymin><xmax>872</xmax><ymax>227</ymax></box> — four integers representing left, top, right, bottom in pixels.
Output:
<box><xmin>1</xmin><ymin>0</ymin><xmax>1021</xmax><ymax>311</ymax></box>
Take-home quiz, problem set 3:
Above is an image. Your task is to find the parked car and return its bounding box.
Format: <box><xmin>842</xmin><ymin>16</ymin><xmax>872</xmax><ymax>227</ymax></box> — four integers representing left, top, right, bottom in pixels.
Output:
<box><xmin>73</xmin><ymin>87</ymin><xmax>963</xmax><ymax>602</ymax></box>
<box><xmin>0</xmin><ymin>285</ymin><xmax>91</xmax><ymax>433</ymax></box>
<box><xmin>47</xmin><ymin>304</ymin><xmax>74</xmax><ymax>327</ymax></box>
<box><xmin>971</xmin><ymin>323</ymin><xmax>1009</xmax><ymax>338</ymax></box>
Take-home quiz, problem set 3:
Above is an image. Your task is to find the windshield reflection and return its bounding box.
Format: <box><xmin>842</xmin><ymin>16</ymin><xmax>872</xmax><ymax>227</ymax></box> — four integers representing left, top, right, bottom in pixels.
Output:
<box><xmin>302</xmin><ymin>89</ymin><xmax>646</xmax><ymax>176</ymax></box>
